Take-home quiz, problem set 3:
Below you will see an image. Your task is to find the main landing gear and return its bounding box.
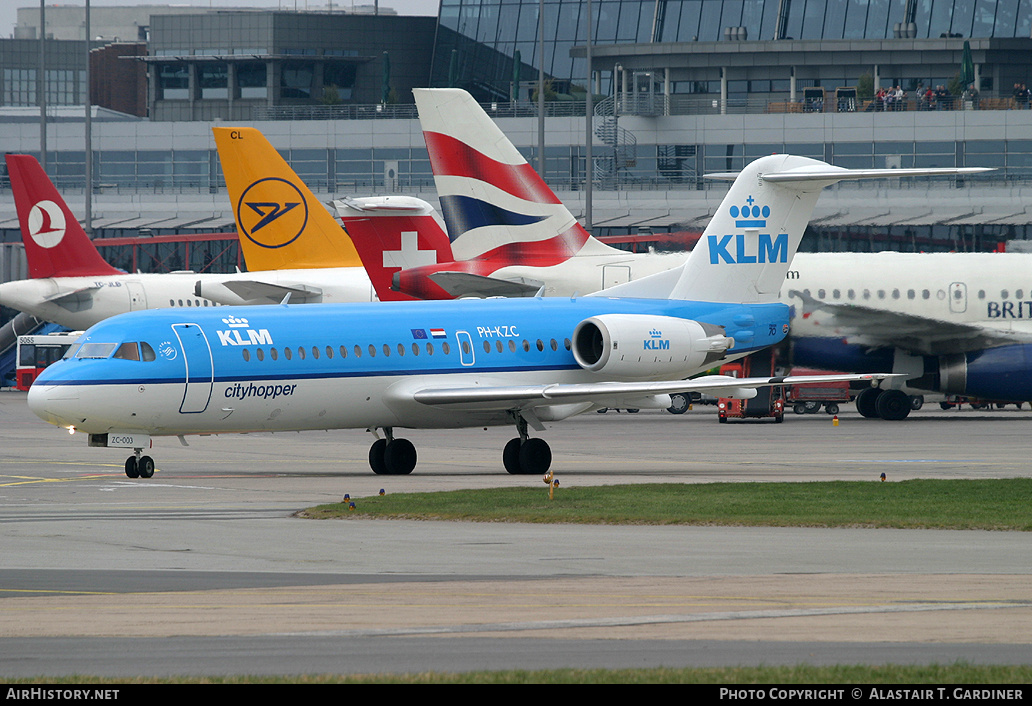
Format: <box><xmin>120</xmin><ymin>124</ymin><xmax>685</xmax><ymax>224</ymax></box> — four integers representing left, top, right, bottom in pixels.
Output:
<box><xmin>124</xmin><ymin>449</ymin><xmax>155</xmax><ymax>478</ymax></box>
<box><xmin>368</xmin><ymin>427</ymin><xmax>417</xmax><ymax>475</ymax></box>
<box><xmin>502</xmin><ymin>414</ymin><xmax>552</xmax><ymax>475</ymax></box>
<box><xmin>854</xmin><ymin>388</ymin><xmax>915</xmax><ymax>421</ymax></box>
<box><xmin>366</xmin><ymin>415</ymin><xmax>553</xmax><ymax>476</ymax></box>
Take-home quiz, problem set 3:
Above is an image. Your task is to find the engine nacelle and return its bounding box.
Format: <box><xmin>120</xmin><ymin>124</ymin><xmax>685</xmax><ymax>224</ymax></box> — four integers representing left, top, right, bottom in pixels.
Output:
<box><xmin>572</xmin><ymin>314</ymin><xmax>733</xmax><ymax>378</ymax></box>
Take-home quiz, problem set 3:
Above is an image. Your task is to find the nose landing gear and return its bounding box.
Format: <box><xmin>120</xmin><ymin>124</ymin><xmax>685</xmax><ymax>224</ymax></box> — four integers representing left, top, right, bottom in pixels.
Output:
<box><xmin>124</xmin><ymin>449</ymin><xmax>155</xmax><ymax>478</ymax></box>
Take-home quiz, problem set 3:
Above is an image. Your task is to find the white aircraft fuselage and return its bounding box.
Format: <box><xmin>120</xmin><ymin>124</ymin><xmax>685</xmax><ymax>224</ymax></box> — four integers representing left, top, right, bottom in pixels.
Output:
<box><xmin>0</xmin><ymin>268</ymin><xmax>375</xmax><ymax>330</ymax></box>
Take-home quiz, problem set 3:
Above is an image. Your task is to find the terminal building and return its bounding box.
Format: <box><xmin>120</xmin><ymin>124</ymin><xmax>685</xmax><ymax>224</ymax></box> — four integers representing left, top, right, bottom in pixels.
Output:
<box><xmin>1</xmin><ymin>0</ymin><xmax>1032</xmax><ymax>285</ymax></box>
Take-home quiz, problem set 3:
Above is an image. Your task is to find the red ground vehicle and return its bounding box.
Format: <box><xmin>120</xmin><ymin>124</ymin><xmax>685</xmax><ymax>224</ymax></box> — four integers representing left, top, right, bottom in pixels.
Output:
<box><xmin>716</xmin><ymin>350</ymin><xmax>784</xmax><ymax>423</ymax></box>
<box><xmin>784</xmin><ymin>367</ymin><xmax>852</xmax><ymax>415</ymax></box>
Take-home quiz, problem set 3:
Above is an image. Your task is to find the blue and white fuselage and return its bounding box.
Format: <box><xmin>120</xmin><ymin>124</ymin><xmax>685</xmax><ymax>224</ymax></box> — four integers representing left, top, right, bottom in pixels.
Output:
<box><xmin>30</xmin><ymin>297</ymin><xmax>783</xmax><ymax>435</ymax></box>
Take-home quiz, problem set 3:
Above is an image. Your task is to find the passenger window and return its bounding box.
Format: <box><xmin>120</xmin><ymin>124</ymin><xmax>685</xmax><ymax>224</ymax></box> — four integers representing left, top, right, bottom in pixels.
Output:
<box><xmin>285</xmin><ymin>347</ymin><xmax>292</xmax><ymax>360</ymax></box>
<box><xmin>113</xmin><ymin>342</ymin><xmax>140</xmax><ymax>361</ymax></box>
<box><xmin>496</xmin><ymin>341</ymin><xmax>503</xmax><ymax>353</ymax></box>
<box><xmin>270</xmin><ymin>348</ymin><xmax>279</xmax><ymax>360</ymax></box>
<box><xmin>368</xmin><ymin>344</ymin><xmax>376</xmax><ymax>357</ymax></box>
<box><xmin>550</xmin><ymin>339</ymin><xmax>558</xmax><ymax>351</ymax></box>
<box><xmin>256</xmin><ymin>348</ymin><xmax>265</xmax><ymax>361</ymax></box>
<box><xmin>509</xmin><ymin>340</ymin><xmax>517</xmax><ymax>352</ymax></box>
<box><xmin>442</xmin><ymin>342</ymin><xmax>451</xmax><ymax>355</ymax></box>
<box><xmin>461</xmin><ymin>340</ymin><xmax>471</xmax><ymax>355</ymax></box>
<box><xmin>523</xmin><ymin>340</ymin><xmax>531</xmax><ymax>352</ymax></box>
<box><xmin>1002</xmin><ymin>290</ymin><xmax>1009</xmax><ymax>299</ymax></box>
<box><xmin>242</xmin><ymin>349</ymin><xmax>250</xmax><ymax>362</ymax></box>
<box><xmin>483</xmin><ymin>341</ymin><xmax>491</xmax><ymax>353</ymax></box>
<box><xmin>326</xmin><ymin>346</ymin><xmax>334</xmax><ymax>359</ymax></box>
<box><xmin>340</xmin><ymin>345</ymin><xmax>348</xmax><ymax>358</ymax></box>
<box><xmin>298</xmin><ymin>347</ymin><xmax>306</xmax><ymax>360</ymax></box>
<box><xmin>312</xmin><ymin>346</ymin><xmax>319</xmax><ymax>359</ymax></box>
<box><xmin>536</xmin><ymin>339</ymin><xmax>544</xmax><ymax>351</ymax></box>
<box><xmin>411</xmin><ymin>343</ymin><xmax>420</xmax><ymax>356</ymax></box>
<box><xmin>426</xmin><ymin>342</ymin><xmax>434</xmax><ymax>355</ymax></box>
<box><xmin>382</xmin><ymin>344</ymin><xmax>390</xmax><ymax>357</ymax></box>
<box><xmin>564</xmin><ymin>338</ymin><xmax>571</xmax><ymax>351</ymax></box>
<box><xmin>354</xmin><ymin>345</ymin><xmax>362</xmax><ymax>358</ymax></box>
<box><xmin>922</xmin><ymin>289</ymin><xmax>930</xmax><ymax>299</ymax></box>
<box><xmin>397</xmin><ymin>343</ymin><xmax>405</xmax><ymax>356</ymax></box>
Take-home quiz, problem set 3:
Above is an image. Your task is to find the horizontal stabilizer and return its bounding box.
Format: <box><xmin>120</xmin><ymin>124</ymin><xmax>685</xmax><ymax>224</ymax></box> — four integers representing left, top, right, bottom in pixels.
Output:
<box><xmin>220</xmin><ymin>279</ymin><xmax>323</xmax><ymax>304</ymax></box>
<box><xmin>428</xmin><ymin>271</ymin><xmax>542</xmax><ymax>298</ymax></box>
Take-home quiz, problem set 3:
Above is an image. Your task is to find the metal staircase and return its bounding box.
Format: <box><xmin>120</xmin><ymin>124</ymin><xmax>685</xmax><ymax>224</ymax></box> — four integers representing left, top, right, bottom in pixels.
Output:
<box><xmin>592</xmin><ymin>95</ymin><xmax>637</xmax><ymax>185</ymax></box>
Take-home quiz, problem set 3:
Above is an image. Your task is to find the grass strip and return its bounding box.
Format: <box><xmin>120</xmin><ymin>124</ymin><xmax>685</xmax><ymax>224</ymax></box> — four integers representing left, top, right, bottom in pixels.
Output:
<box><xmin>303</xmin><ymin>478</ymin><xmax>1032</xmax><ymax>530</ymax></box>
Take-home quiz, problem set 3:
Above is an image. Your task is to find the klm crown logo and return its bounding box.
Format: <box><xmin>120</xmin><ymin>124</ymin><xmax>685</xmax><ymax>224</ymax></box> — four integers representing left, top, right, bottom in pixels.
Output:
<box><xmin>729</xmin><ymin>195</ymin><xmax>771</xmax><ymax>228</ymax></box>
<box><xmin>644</xmin><ymin>328</ymin><xmax>669</xmax><ymax>350</ymax></box>
<box><xmin>708</xmin><ymin>195</ymin><xmax>787</xmax><ymax>265</ymax></box>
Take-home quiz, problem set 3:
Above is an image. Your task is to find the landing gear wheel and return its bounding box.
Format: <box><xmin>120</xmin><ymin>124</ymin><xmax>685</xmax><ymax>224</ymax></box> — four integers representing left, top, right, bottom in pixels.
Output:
<box><xmin>518</xmin><ymin>437</ymin><xmax>552</xmax><ymax>475</ymax></box>
<box><xmin>910</xmin><ymin>395</ymin><xmax>924</xmax><ymax>410</ymax></box>
<box><xmin>369</xmin><ymin>438</ymin><xmax>388</xmax><ymax>475</ymax></box>
<box><xmin>384</xmin><ymin>438</ymin><xmax>417</xmax><ymax>475</ymax></box>
<box><xmin>125</xmin><ymin>456</ymin><xmax>139</xmax><ymax>479</ymax></box>
<box><xmin>667</xmin><ymin>393</ymin><xmax>690</xmax><ymax>414</ymax></box>
<box><xmin>875</xmin><ymin>389</ymin><xmax>912</xmax><ymax>420</ymax></box>
<box><xmin>503</xmin><ymin>438</ymin><xmax>522</xmax><ymax>474</ymax></box>
<box><xmin>137</xmin><ymin>456</ymin><xmax>155</xmax><ymax>479</ymax></box>
<box><xmin>855</xmin><ymin>388</ymin><xmax>883</xmax><ymax>418</ymax></box>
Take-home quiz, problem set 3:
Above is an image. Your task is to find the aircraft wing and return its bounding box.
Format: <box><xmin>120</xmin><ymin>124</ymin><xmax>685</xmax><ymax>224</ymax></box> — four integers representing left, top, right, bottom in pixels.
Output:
<box><xmin>428</xmin><ymin>271</ymin><xmax>543</xmax><ymax>298</ymax></box>
<box><xmin>407</xmin><ymin>373</ymin><xmax>899</xmax><ymax>411</ymax></box>
<box><xmin>43</xmin><ymin>284</ymin><xmax>103</xmax><ymax>309</ymax></box>
<box><xmin>790</xmin><ymin>291</ymin><xmax>1029</xmax><ymax>354</ymax></box>
<box><xmin>217</xmin><ymin>279</ymin><xmax>324</xmax><ymax>304</ymax></box>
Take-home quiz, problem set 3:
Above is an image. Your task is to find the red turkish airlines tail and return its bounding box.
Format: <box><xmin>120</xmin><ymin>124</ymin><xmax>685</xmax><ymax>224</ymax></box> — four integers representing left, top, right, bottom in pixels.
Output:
<box><xmin>5</xmin><ymin>154</ymin><xmax>121</xmax><ymax>278</ymax></box>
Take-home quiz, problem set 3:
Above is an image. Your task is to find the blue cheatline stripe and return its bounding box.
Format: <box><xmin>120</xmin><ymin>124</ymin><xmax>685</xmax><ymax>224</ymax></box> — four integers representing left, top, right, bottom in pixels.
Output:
<box><xmin>439</xmin><ymin>195</ymin><xmax>548</xmax><ymax>240</ymax></box>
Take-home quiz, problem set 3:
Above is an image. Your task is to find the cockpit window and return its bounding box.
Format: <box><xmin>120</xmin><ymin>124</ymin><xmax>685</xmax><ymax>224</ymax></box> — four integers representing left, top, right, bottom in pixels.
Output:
<box><xmin>75</xmin><ymin>343</ymin><xmax>118</xmax><ymax>359</ymax></box>
<box><xmin>113</xmin><ymin>342</ymin><xmax>140</xmax><ymax>361</ymax></box>
<box><xmin>63</xmin><ymin>334</ymin><xmax>89</xmax><ymax>359</ymax></box>
<box><xmin>140</xmin><ymin>342</ymin><xmax>156</xmax><ymax>361</ymax></box>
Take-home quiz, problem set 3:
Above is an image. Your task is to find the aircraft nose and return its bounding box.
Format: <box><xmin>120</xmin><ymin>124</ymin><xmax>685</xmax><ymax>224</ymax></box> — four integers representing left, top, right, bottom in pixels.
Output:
<box><xmin>27</xmin><ymin>383</ymin><xmax>81</xmax><ymax>428</ymax></box>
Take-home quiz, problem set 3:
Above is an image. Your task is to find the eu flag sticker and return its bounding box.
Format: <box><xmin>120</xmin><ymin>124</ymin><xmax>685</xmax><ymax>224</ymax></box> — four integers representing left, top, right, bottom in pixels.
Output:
<box><xmin>411</xmin><ymin>328</ymin><xmax>428</xmax><ymax>339</ymax></box>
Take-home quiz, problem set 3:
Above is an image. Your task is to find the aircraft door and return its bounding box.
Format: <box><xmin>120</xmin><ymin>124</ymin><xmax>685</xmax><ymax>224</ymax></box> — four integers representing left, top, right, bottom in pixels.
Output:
<box><xmin>602</xmin><ymin>265</ymin><xmax>631</xmax><ymax>290</ymax></box>
<box><xmin>127</xmin><ymin>281</ymin><xmax>147</xmax><ymax>311</ymax></box>
<box><xmin>171</xmin><ymin>323</ymin><xmax>214</xmax><ymax>414</ymax></box>
<box><xmin>455</xmin><ymin>330</ymin><xmax>475</xmax><ymax>366</ymax></box>
<box><xmin>949</xmin><ymin>282</ymin><xmax>967</xmax><ymax>314</ymax></box>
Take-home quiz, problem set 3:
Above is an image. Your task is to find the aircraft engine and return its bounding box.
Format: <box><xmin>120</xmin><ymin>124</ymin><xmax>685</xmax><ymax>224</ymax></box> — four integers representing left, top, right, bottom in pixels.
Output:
<box><xmin>571</xmin><ymin>314</ymin><xmax>733</xmax><ymax>378</ymax></box>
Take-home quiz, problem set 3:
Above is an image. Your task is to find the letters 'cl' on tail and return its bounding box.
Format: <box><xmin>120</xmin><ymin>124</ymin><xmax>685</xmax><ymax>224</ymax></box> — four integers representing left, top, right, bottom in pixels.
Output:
<box><xmin>5</xmin><ymin>154</ymin><xmax>121</xmax><ymax>279</ymax></box>
<box><xmin>212</xmin><ymin>127</ymin><xmax>363</xmax><ymax>271</ymax></box>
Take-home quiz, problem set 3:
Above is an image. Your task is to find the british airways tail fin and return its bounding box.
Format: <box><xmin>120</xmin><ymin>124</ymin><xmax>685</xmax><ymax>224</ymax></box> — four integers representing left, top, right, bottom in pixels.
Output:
<box><xmin>594</xmin><ymin>155</ymin><xmax>991</xmax><ymax>303</ymax></box>
<box><xmin>332</xmin><ymin>195</ymin><xmax>454</xmax><ymax>301</ymax></box>
<box><xmin>212</xmin><ymin>127</ymin><xmax>362</xmax><ymax>271</ymax></box>
<box><xmin>413</xmin><ymin>87</ymin><xmax>619</xmax><ymax>263</ymax></box>
<box><xmin>5</xmin><ymin>154</ymin><xmax>121</xmax><ymax>279</ymax></box>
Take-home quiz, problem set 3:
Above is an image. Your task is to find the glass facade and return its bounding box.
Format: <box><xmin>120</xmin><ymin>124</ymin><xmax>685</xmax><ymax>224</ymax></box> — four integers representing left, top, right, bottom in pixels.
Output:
<box><xmin>432</xmin><ymin>0</ymin><xmax>1032</xmax><ymax>99</ymax></box>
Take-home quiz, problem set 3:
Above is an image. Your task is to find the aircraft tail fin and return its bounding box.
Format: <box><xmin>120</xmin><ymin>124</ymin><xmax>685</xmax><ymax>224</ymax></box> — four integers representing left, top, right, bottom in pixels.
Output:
<box><xmin>5</xmin><ymin>154</ymin><xmax>121</xmax><ymax>279</ymax></box>
<box><xmin>332</xmin><ymin>195</ymin><xmax>454</xmax><ymax>301</ymax></box>
<box><xmin>595</xmin><ymin>155</ymin><xmax>991</xmax><ymax>303</ymax></box>
<box><xmin>212</xmin><ymin>127</ymin><xmax>362</xmax><ymax>271</ymax></box>
<box><xmin>413</xmin><ymin>87</ymin><xmax>620</xmax><ymax>263</ymax></box>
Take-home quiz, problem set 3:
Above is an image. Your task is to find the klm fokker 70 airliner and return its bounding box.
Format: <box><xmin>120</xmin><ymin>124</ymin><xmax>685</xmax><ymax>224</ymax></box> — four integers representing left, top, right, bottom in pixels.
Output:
<box><xmin>28</xmin><ymin>154</ymin><xmax>977</xmax><ymax>477</ymax></box>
